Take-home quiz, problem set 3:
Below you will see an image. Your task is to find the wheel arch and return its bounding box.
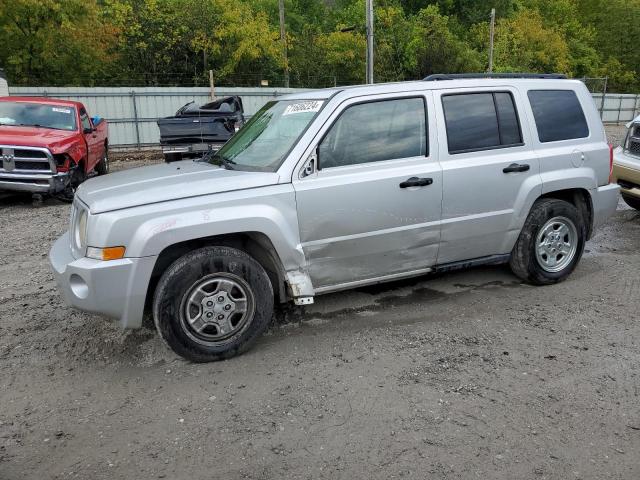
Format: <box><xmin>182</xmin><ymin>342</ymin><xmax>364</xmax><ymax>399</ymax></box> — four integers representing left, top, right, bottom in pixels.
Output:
<box><xmin>144</xmin><ymin>231</ymin><xmax>288</xmax><ymax>315</ymax></box>
<box><xmin>538</xmin><ymin>187</ymin><xmax>594</xmax><ymax>239</ymax></box>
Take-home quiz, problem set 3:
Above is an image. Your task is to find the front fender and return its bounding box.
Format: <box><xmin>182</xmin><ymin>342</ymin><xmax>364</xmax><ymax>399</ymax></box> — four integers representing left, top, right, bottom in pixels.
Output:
<box><xmin>89</xmin><ymin>184</ymin><xmax>306</xmax><ymax>274</ymax></box>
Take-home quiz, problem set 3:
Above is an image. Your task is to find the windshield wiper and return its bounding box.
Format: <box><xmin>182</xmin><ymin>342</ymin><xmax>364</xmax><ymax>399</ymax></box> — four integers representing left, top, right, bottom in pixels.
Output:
<box><xmin>203</xmin><ymin>150</ymin><xmax>236</xmax><ymax>170</ymax></box>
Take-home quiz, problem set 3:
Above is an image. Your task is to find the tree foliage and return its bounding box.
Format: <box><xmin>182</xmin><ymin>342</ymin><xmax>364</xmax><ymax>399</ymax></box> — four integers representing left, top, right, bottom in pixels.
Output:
<box><xmin>0</xmin><ymin>0</ymin><xmax>638</xmax><ymax>91</ymax></box>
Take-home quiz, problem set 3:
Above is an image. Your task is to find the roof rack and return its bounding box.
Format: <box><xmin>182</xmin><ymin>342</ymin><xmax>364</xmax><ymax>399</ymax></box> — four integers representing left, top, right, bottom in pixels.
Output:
<box><xmin>423</xmin><ymin>73</ymin><xmax>567</xmax><ymax>81</ymax></box>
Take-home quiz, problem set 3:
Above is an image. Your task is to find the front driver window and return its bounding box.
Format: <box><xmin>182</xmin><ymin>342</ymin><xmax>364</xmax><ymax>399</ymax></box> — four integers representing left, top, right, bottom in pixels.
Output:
<box><xmin>319</xmin><ymin>97</ymin><xmax>427</xmax><ymax>169</ymax></box>
<box><xmin>80</xmin><ymin>110</ymin><xmax>92</xmax><ymax>132</ymax></box>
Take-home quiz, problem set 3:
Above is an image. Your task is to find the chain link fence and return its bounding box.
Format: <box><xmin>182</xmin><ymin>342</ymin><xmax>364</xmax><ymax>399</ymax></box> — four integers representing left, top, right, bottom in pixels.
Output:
<box><xmin>581</xmin><ymin>77</ymin><xmax>640</xmax><ymax>124</ymax></box>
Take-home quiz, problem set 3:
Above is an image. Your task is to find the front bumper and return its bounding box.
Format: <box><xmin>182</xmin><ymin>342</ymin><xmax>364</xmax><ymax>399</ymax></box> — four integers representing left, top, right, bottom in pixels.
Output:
<box><xmin>591</xmin><ymin>183</ymin><xmax>621</xmax><ymax>231</ymax></box>
<box><xmin>0</xmin><ymin>171</ymin><xmax>69</xmax><ymax>193</ymax></box>
<box><xmin>49</xmin><ymin>232</ymin><xmax>157</xmax><ymax>329</ymax></box>
<box><xmin>613</xmin><ymin>147</ymin><xmax>640</xmax><ymax>199</ymax></box>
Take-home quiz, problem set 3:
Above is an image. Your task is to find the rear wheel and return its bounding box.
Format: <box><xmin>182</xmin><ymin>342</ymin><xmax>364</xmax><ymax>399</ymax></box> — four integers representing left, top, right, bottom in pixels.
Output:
<box><xmin>153</xmin><ymin>246</ymin><xmax>274</xmax><ymax>362</ymax></box>
<box><xmin>622</xmin><ymin>194</ymin><xmax>640</xmax><ymax>211</ymax></box>
<box><xmin>96</xmin><ymin>145</ymin><xmax>109</xmax><ymax>175</ymax></box>
<box><xmin>510</xmin><ymin>199</ymin><xmax>586</xmax><ymax>285</ymax></box>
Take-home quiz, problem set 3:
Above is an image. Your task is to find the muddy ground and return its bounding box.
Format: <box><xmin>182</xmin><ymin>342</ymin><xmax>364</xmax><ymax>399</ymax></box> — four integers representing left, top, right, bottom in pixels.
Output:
<box><xmin>1</xmin><ymin>129</ymin><xmax>639</xmax><ymax>479</ymax></box>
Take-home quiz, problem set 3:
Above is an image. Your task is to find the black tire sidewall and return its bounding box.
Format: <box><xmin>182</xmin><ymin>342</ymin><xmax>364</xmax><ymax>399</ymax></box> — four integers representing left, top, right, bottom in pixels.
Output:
<box><xmin>96</xmin><ymin>147</ymin><xmax>109</xmax><ymax>175</ymax></box>
<box><xmin>622</xmin><ymin>194</ymin><xmax>640</xmax><ymax>211</ymax></box>
<box><xmin>512</xmin><ymin>199</ymin><xmax>586</xmax><ymax>285</ymax></box>
<box><xmin>153</xmin><ymin>246</ymin><xmax>274</xmax><ymax>362</ymax></box>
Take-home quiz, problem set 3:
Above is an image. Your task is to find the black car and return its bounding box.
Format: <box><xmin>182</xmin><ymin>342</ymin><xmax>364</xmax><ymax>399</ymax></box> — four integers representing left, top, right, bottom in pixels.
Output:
<box><xmin>157</xmin><ymin>96</ymin><xmax>244</xmax><ymax>162</ymax></box>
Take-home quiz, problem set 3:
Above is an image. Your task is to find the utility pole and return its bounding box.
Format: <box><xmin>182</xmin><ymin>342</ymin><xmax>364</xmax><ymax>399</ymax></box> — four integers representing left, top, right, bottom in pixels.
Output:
<box><xmin>365</xmin><ymin>0</ymin><xmax>374</xmax><ymax>84</ymax></box>
<box><xmin>278</xmin><ymin>0</ymin><xmax>289</xmax><ymax>88</ymax></box>
<box><xmin>488</xmin><ymin>8</ymin><xmax>495</xmax><ymax>73</ymax></box>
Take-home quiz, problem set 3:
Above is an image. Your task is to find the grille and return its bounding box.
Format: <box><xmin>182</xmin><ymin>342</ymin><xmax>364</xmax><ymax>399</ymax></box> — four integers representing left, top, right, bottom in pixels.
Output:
<box><xmin>628</xmin><ymin>138</ymin><xmax>640</xmax><ymax>157</ymax></box>
<box><xmin>0</xmin><ymin>146</ymin><xmax>54</xmax><ymax>173</ymax></box>
<box><xmin>13</xmin><ymin>149</ymin><xmax>48</xmax><ymax>159</ymax></box>
<box><xmin>14</xmin><ymin>161</ymin><xmax>47</xmax><ymax>170</ymax></box>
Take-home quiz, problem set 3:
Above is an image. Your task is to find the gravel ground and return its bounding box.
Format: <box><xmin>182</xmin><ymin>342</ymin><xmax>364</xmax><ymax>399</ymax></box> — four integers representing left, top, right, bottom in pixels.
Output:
<box><xmin>1</xmin><ymin>128</ymin><xmax>639</xmax><ymax>479</ymax></box>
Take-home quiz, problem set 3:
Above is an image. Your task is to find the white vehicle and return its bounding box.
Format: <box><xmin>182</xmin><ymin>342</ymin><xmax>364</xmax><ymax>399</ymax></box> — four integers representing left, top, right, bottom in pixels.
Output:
<box><xmin>0</xmin><ymin>69</ymin><xmax>8</xmax><ymax>96</ymax></box>
<box><xmin>50</xmin><ymin>73</ymin><xmax>620</xmax><ymax>362</ymax></box>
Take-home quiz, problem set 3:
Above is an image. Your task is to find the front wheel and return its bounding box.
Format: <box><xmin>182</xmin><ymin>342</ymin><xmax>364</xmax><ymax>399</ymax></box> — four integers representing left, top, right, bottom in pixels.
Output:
<box><xmin>54</xmin><ymin>164</ymin><xmax>86</xmax><ymax>203</ymax></box>
<box><xmin>153</xmin><ymin>246</ymin><xmax>274</xmax><ymax>362</ymax></box>
<box><xmin>510</xmin><ymin>199</ymin><xmax>586</xmax><ymax>285</ymax></box>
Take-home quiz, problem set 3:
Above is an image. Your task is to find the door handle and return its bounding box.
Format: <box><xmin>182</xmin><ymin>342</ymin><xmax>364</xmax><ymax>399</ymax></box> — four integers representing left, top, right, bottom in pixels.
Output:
<box><xmin>399</xmin><ymin>176</ymin><xmax>433</xmax><ymax>188</ymax></box>
<box><xmin>503</xmin><ymin>163</ymin><xmax>530</xmax><ymax>173</ymax></box>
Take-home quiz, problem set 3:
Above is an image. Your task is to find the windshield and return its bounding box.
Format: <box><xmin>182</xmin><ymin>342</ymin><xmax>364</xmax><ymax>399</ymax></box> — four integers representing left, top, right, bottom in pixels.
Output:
<box><xmin>0</xmin><ymin>102</ymin><xmax>77</xmax><ymax>131</ymax></box>
<box><xmin>208</xmin><ymin>99</ymin><xmax>324</xmax><ymax>171</ymax></box>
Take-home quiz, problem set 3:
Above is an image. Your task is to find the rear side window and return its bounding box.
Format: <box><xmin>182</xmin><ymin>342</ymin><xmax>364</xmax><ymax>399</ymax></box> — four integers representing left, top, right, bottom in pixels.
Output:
<box><xmin>442</xmin><ymin>92</ymin><xmax>522</xmax><ymax>154</ymax></box>
<box><xmin>527</xmin><ymin>90</ymin><xmax>589</xmax><ymax>142</ymax></box>
<box><xmin>319</xmin><ymin>97</ymin><xmax>427</xmax><ymax>169</ymax></box>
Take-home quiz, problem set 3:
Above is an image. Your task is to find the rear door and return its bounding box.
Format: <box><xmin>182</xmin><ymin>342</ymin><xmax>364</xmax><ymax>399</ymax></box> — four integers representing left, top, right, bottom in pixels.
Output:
<box><xmin>293</xmin><ymin>92</ymin><xmax>443</xmax><ymax>290</ymax></box>
<box><xmin>434</xmin><ymin>87</ymin><xmax>542</xmax><ymax>264</ymax></box>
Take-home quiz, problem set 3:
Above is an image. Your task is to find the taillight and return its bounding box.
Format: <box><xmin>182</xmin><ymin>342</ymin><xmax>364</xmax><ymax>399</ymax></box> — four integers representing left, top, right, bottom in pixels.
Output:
<box><xmin>608</xmin><ymin>143</ymin><xmax>614</xmax><ymax>183</ymax></box>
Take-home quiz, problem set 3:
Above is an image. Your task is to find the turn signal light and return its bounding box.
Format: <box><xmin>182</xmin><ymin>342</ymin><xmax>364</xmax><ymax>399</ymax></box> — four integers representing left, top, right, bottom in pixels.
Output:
<box><xmin>86</xmin><ymin>246</ymin><xmax>126</xmax><ymax>261</ymax></box>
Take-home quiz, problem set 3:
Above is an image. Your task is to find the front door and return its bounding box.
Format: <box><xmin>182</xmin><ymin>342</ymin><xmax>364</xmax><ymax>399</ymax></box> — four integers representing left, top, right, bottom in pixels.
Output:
<box><xmin>293</xmin><ymin>94</ymin><xmax>443</xmax><ymax>290</ymax></box>
<box><xmin>80</xmin><ymin>109</ymin><xmax>101</xmax><ymax>169</ymax></box>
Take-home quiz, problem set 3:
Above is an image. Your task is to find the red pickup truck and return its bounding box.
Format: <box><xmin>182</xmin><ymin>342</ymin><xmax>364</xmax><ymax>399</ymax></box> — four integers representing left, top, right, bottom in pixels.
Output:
<box><xmin>0</xmin><ymin>97</ymin><xmax>109</xmax><ymax>199</ymax></box>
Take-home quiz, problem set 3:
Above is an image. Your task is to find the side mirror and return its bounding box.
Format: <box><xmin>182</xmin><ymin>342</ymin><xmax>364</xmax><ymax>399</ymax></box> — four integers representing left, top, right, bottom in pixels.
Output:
<box><xmin>300</xmin><ymin>147</ymin><xmax>317</xmax><ymax>178</ymax></box>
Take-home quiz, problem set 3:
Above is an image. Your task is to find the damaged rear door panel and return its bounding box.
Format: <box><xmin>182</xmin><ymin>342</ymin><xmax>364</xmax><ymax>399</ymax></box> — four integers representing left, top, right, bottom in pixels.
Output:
<box><xmin>293</xmin><ymin>92</ymin><xmax>442</xmax><ymax>289</ymax></box>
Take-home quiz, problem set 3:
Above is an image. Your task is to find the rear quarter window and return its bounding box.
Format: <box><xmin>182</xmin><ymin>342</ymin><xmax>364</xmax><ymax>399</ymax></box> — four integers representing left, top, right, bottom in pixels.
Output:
<box><xmin>527</xmin><ymin>90</ymin><xmax>589</xmax><ymax>142</ymax></box>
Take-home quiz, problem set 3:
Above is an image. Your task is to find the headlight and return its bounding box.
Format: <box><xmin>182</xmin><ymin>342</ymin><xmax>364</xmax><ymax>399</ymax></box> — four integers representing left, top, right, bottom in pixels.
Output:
<box><xmin>624</xmin><ymin>128</ymin><xmax>631</xmax><ymax>150</ymax></box>
<box><xmin>74</xmin><ymin>208</ymin><xmax>88</xmax><ymax>251</ymax></box>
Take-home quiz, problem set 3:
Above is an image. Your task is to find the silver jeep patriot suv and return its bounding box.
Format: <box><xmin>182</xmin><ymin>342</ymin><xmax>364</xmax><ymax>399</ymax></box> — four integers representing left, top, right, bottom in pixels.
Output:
<box><xmin>50</xmin><ymin>74</ymin><xmax>620</xmax><ymax>362</ymax></box>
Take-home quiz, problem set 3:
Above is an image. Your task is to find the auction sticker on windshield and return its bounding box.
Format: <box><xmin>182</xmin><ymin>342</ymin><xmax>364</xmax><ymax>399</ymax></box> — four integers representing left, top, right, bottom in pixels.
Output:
<box><xmin>52</xmin><ymin>107</ymin><xmax>72</xmax><ymax>114</ymax></box>
<box><xmin>283</xmin><ymin>101</ymin><xmax>324</xmax><ymax>116</ymax></box>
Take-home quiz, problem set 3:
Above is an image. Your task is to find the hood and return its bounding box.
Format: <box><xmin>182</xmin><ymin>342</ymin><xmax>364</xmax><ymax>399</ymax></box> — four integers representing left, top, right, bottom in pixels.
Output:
<box><xmin>76</xmin><ymin>160</ymin><xmax>280</xmax><ymax>214</ymax></box>
<box><xmin>0</xmin><ymin>126</ymin><xmax>78</xmax><ymax>151</ymax></box>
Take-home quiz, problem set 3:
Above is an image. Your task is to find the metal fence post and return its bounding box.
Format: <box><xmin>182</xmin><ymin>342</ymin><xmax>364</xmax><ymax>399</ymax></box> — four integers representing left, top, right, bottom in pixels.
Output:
<box><xmin>617</xmin><ymin>95</ymin><xmax>623</xmax><ymax>124</ymax></box>
<box><xmin>600</xmin><ymin>77</ymin><xmax>608</xmax><ymax>120</ymax></box>
<box><xmin>131</xmin><ymin>90</ymin><xmax>141</xmax><ymax>148</ymax></box>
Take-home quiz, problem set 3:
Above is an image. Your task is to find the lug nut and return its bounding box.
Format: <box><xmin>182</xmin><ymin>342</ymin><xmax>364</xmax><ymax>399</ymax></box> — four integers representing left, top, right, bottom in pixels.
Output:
<box><xmin>206</xmin><ymin>312</ymin><xmax>213</xmax><ymax>318</ymax></box>
<box><xmin>224</xmin><ymin>304</ymin><xmax>231</xmax><ymax>311</ymax></box>
<box><xmin>217</xmin><ymin>296</ymin><xmax>225</xmax><ymax>302</ymax></box>
<box><xmin>218</xmin><ymin>314</ymin><xmax>224</xmax><ymax>320</ymax></box>
<box><xmin>206</xmin><ymin>301</ymin><xmax>213</xmax><ymax>307</ymax></box>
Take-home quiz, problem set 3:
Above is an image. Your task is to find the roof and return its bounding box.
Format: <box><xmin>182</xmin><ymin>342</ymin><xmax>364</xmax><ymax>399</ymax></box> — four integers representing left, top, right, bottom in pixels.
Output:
<box><xmin>0</xmin><ymin>96</ymin><xmax>82</xmax><ymax>108</ymax></box>
<box><xmin>278</xmin><ymin>77</ymin><xmax>584</xmax><ymax>102</ymax></box>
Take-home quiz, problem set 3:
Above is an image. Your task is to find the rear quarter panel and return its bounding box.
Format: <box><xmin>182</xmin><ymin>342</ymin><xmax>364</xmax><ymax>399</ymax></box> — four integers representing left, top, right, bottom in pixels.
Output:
<box><xmin>518</xmin><ymin>81</ymin><xmax>610</xmax><ymax>193</ymax></box>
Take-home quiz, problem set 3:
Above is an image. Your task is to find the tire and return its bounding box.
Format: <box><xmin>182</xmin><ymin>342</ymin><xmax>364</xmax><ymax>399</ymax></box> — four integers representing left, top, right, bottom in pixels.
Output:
<box><xmin>96</xmin><ymin>145</ymin><xmax>109</xmax><ymax>175</ymax></box>
<box><xmin>164</xmin><ymin>153</ymin><xmax>181</xmax><ymax>162</ymax></box>
<box><xmin>622</xmin><ymin>194</ymin><xmax>640</xmax><ymax>211</ymax></box>
<box><xmin>153</xmin><ymin>246</ymin><xmax>274</xmax><ymax>362</ymax></box>
<box><xmin>54</xmin><ymin>164</ymin><xmax>86</xmax><ymax>203</ymax></box>
<box><xmin>509</xmin><ymin>198</ymin><xmax>586</xmax><ymax>285</ymax></box>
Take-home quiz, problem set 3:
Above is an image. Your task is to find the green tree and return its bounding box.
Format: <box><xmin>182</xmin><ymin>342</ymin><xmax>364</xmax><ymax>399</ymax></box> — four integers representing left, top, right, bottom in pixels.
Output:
<box><xmin>408</xmin><ymin>5</ymin><xmax>482</xmax><ymax>78</ymax></box>
<box><xmin>0</xmin><ymin>0</ymin><xmax>117</xmax><ymax>85</ymax></box>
